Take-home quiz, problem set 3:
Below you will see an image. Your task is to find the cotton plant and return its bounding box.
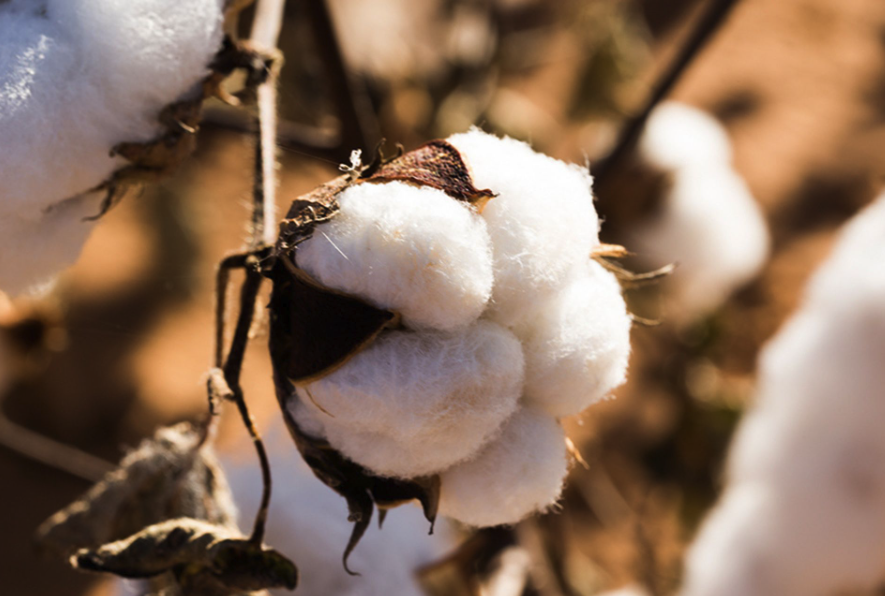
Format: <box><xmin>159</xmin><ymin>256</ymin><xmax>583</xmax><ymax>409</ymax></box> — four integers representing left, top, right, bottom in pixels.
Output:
<box><xmin>275</xmin><ymin>129</ymin><xmax>633</xmax><ymax>529</ymax></box>
<box><xmin>680</xmin><ymin>191</ymin><xmax>885</xmax><ymax>596</ymax></box>
<box><xmin>0</xmin><ymin>0</ymin><xmax>234</xmax><ymax>296</ymax></box>
<box><xmin>628</xmin><ymin>101</ymin><xmax>770</xmax><ymax>319</ymax></box>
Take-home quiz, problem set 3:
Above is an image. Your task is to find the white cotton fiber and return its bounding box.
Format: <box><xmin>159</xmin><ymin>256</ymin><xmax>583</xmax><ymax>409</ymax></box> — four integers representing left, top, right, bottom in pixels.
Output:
<box><xmin>597</xmin><ymin>586</ymin><xmax>652</xmax><ymax>596</ymax></box>
<box><xmin>439</xmin><ymin>407</ymin><xmax>568</xmax><ymax>527</ymax></box>
<box><xmin>295</xmin><ymin>321</ymin><xmax>524</xmax><ymax>478</ymax></box>
<box><xmin>217</xmin><ymin>423</ymin><xmax>457</xmax><ymax>596</ymax></box>
<box><xmin>630</xmin><ymin>165</ymin><xmax>770</xmax><ymax>317</ymax></box>
<box><xmin>680</xmin><ymin>192</ymin><xmax>885</xmax><ymax>596</ymax></box>
<box><xmin>516</xmin><ymin>260</ymin><xmax>631</xmax><ymax>417</ymax></box>
<box><xmin>0</xmin><ymin>0</ymin><xmax>224</xmax><ymax>295</ymax></box>
<box><xmin>639</xmin><ymin>101</ymin><xmax>733</xmax><ymax>171</ymax></box>
<box><xmin>448</xmin><ymin>129</ymin><xmax>601</xmax><ymax>327</ymax></box>
<box><xmin>297</xmin><ymin>181</ymin><xmax>494</xmax><ymax>331</ymax></box>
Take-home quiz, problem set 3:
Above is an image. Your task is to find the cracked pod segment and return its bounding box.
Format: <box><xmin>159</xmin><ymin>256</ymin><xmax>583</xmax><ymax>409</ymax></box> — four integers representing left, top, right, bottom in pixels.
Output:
<box><xmin>266</xmin><ymin>134</ymin><xmax>631</xmax><ymax>549</ymax></box>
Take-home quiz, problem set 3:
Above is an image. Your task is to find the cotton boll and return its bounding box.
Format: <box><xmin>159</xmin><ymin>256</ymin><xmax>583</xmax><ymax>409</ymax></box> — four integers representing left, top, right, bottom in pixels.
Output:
<box><xmin>296</xmin><ymin>321</ymin><xmax>524</xmax><ymax>478</ymax></box>
<box><xmin>297</xmin><ymin>181</ymin><xmax>494</xmax><ymax>331</ymax></box>
<box><xmin>639</xmin><ymin>101</ymin><xmax>733</xmax><ymax>171</ymax></box>
<box><xmin>0</xmin><ymin>0</ymin><xmax>224</xmax><ymax>295</ymax></box>
<box><xmin>448</xmin><ymin>129</ymin><xmax>600</xmax><ymax>327</ymax></box>
<box><xmin>680</xmin><ymin>192</ymin><xmax>885</xmax><ymax>596</ymax></box>
<box><xmin>439</xmin><ymin>407</ymin><xmax>568</xmax><ymax>527</ymax></box>
<box><xmin>630</xmin><ymin>165</ymin><xmax>770</xmax><ymax>318</ymax></box>
<box><xmin>516</xmin><ymin>261</ymin><xmax>631</xmax><ymax>417</ymax></box>
<box><xmin>203</xmin><ymin>423</ymin><xmax>457</xmax><ymax>596</ymax></box>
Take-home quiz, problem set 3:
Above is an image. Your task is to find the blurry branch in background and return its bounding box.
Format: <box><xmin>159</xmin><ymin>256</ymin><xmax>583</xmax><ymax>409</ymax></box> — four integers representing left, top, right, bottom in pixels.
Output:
<box><xmin>205</xmin><ymin>0</ymin><xmax>379</xmax><ymax>164</ymax></box>
<box><xmin>593</xmin><ymin>0</ymin><xmax>741</xmax><ymax>188</ymax></box>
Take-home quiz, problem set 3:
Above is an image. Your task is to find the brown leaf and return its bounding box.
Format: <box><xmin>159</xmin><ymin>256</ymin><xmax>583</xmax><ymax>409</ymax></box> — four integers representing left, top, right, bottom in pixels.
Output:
<box><xmin>37</xmin><ymin>423</ymin><xmax>237</xmax><ymax>557</ymax></box>
<box><xmin>361</xmin><ymin>140</ymin><xmax>495</xmax><ymax>208</ymax></box>
<box><xmin>72</xmin><ymin>518</ymin><xmax>297</xmax><ymax>595</ymax></box>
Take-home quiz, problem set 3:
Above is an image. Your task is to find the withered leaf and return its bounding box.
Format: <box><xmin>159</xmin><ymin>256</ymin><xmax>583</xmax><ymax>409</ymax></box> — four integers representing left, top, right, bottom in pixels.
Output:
<box><xmin>269</xmin><ymin>369</ymin><xmax>440</xmax><ymax>574</ymax></box>
<box><xmin>73</xmin><ymin>518</ymin><xmax>297</xmax><ymax>594</ymax></box>
<box><xmin>267</xmin><ymin>261</ymin><xmax>397</xmax><ymax>384</ymax></box>
<box><xmin>37</xmin><ymin>422</ymin><xmax>237</xmax><ymax>557</ymax></box>
<box><xmin>361</xmin><ymin>140</ymin><xmax>495</xmax><ymax>208</ymax></box>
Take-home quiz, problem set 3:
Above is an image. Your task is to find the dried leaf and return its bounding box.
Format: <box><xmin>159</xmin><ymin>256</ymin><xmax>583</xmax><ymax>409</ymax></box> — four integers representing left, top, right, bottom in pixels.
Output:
<box><xmin>361</xmin><ymin>140</ymin><xmax>495</xmax><ymax>208</ymax></box>
<box><xmin>37</xmin><ymin>423</ymin><xmax>237</xmax><ymax>557</ymax></box>
<box><xmin>72</xmin><ymin>518</ymin><xmax>297</xmax><ymax>595</ymax></box>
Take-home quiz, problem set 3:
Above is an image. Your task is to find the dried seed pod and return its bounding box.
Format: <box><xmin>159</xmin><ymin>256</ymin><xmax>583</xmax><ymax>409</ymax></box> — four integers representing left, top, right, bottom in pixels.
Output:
<box><xmin>73</xmin><ymin>517</ymin><xmax>297</xmax><ymax>594</ymax></box>
<box><xmin>37</xmin><ymin>422</ymin><xmax>237</xmax><ymax>556</ymax></box>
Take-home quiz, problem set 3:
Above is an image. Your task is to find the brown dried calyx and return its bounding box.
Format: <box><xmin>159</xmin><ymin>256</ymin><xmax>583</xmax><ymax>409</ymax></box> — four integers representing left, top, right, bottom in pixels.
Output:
<box><xmin>36</xmin><ymin>422</ymin><xmax>237</xmax><ymax>557</ymax></box>
<box><xmin>73</xmin><ymin>518</ymin><xmax>298</xmax><ymax>596</ymax></box>
<box><xmin>262</xmin><ymin>139</ymin><xmax>490</xmax><ymax>570</ymax></box>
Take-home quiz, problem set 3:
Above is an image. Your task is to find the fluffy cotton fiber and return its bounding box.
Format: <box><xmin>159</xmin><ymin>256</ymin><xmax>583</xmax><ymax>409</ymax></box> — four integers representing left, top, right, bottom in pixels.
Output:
<box><xmin>0</xmin><ymin>0</ymin><xmax>225</xmax><ymax>295</ymax></box>
<box><xmin>680</xmin><ymin>192</ymin><xmax>885</xmax><ymax>596</ymax></box>
<box><xmin>296</xmin><ymin>320</ymin><xmax>524</xmax><ymax>478</ymax></box>
<box><xmin>439</xmin><ymin>407</ymin><xmax>568</xmax><ymax>527</ymax></box>
<box><xmin>296</xmin><ymin>181</ymin><xmax>494</xmax><ymax>331</ymax></box>
<box><xmin>631</xmin><ymin>102</ymin><xmax>770</xmax><ymax>319</ymax></box>
<box><xmin>448</xmin><ymin>129</ymin><xmax>601</xmax><ymax>327</ymax></box>
<box><xmin>516</xmin><ymin>260</ymin><xmax>631</xmax><ymax>417</ymax></box>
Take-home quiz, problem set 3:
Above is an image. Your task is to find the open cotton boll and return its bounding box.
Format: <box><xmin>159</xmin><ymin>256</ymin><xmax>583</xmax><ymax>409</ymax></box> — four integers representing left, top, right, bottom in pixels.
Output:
<box><xmin>680</xmin><ymin>193</ymin><xmax>885</xmax><ymax>596</ymax></box>
<box><xmin>297</xmin><ymin>181</ymin><xmax>494</xmax><ymax>331</ymax></box>
<box><xmin>0</xmin><ymin>0</ymin><xmax>224</xmax><ymax>294</ymax></box>
<box><xmin>516</xmin><ymin>260</ymin><xmax>631</xmax><ymax>418</ymax></box>
<box><xmin>630</xmin><ymin>165</ymin><xmax>770</xmax><ymax>318</ymax></box>
<box><xmin>439</xmin><ymin>407</ymin><xmax>568</xmax><ymax>527</ymax></box>
<box><xmin>203</xmin><ymin>423</ymin><xmax>456</xmax><ymax>596</ymax></box>
<box><xmin>639</xmin><ymin>101</ymin><xmax>733</xmax><ymax>171</ymax></box>
<box><xmin>296</xmin><ymin>321</ymin><xmax>524</xmax><ymax>477</ymax></box>
<box><xmin>447</xmin><ymin>129</ymin><xmax>600</xmax><ymax>327</ymax></box>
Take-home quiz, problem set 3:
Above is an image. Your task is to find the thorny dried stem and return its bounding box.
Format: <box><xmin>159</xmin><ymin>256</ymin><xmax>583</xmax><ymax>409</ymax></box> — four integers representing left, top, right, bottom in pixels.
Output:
<box><xmin>593</xmin><ymin>0</ymin><xmax>742</xmax><ymax>186</ymax></box>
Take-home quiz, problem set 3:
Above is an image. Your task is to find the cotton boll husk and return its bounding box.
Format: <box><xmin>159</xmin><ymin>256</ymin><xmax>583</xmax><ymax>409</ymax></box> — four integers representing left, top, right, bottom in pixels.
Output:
<box><xmin>630</xmin><ymin>165</ymin><xmax>770</xmax><ymax>319</ymax></box>
<box><xmin>297</xmin><ymin>181</ymin><xmax>494</xmax><ymax>331</ymax></box>
<box><xmin>680</xmin><ymin>193</ymin><xmax>885</xmax><ymax>596</ymax></box>
<box><xmin>439</xmin><ymin>407</ymin><xmax>568</xmax><ymax>527</ymax></box>
<box><xmin>447</xmin><ymin>129</ymin><xmax>600</xmax><ymax>327</ymax></box>
<box><xmin>516</xmin><ymin>260</ymin><xmax>631</xmax><ymax>417</ymax></box>
<box><xmin>296</xmin><ymin>321</ymin><xmax>524</xmax><ymax>478</ymax></box>
<box><xmin>0</xmin><ymin>0</ymin><xmax>224</xmax><ymax>295</ymax></box>
<box><xmin>639</xmin><ymin>101</ymin><xmax>733</xmax><ymax>171</ymax></box>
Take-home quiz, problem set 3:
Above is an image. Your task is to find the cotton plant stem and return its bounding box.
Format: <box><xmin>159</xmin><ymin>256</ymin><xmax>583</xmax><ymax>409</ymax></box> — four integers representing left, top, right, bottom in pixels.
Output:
<box><xmin>593</xmin><ymin>0</ymin><xmax>742</xmax><ymax>186</ymax></box>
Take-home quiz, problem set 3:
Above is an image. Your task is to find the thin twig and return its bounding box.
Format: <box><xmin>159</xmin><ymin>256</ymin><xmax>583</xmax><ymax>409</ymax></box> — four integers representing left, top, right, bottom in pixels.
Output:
<box><xmin>593</xmin><ymin>0</ymin><xmax>742</xmax><ymax>186</ymax></box>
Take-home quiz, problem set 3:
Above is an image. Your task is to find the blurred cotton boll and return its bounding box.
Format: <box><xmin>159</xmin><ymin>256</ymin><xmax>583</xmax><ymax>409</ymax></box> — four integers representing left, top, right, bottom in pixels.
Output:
<box><xmin>448</xmin><ymin>129</ymin><xmax>601</xmax><ymax>328</ymax></box>
<box><xmin>630</xmin><ymin>102</ymin><xmax>770</xmax><ymax>320</ymax></box>
<box><xmin>680</xmin><ymin>192</ymin><xmax>885</xmax><ymax>596</ymax></box>
<box><xmin>296</xmin><ymin>181</ymin><xmax>494</xmax><ymax>331</ymax></box>
<box><xmin>517</xmin><ymin>260</ymin><xmax>631</xmax><ymax>417</ymax></box>
<box><xmin>296</xmin><ymin>321</ymin><xmax>524</xmax><ymax>478</ymax></box>
<box><xmin>438</xmin><ymin>407</ymin><xmax>568</xmax><ymax>527</ymax></box>
<box><xmin>0</xmin><ymin>0</ymin><xmax>225</xmax><ymax>295</ymax></box>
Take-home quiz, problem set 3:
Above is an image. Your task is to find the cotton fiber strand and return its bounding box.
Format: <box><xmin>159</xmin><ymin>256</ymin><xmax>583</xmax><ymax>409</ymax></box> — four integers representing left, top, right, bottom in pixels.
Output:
<box><xmin>0</xmin><ymin>0</ymin><xmax>224</xmax><ymax>295</ymax></box>
<box><xmin>631</xmin><ymin>102</ymin><xmax>769</xmax><ymax>319</ymax></box>
<box><xmin>680</xmin><ymin>192</ymin><xmax>885</xmax><ymax>596</ymax></box>
<box><xmin>297</xmin><ymin>321</ymin><xmax>524</xmax><ymax>478</ymax></box>
<box><xmin>216</xmin><ymin>423</ymin><xmax>456</xmax><ymax>596</ymax></box>
<box><xmin>439</xmin><ymin>407</ymin><xmax>568</xmax><ymax>527</ymax></box>
<box><xmin>297</xmin><ymin>181</ymin><xmax>494</xmax><ymax>331</ymax></box>
<box><xmin>516</xmin><ymin>260</ymin><xmax>631</xmax><ymax>417</ymax></box>
<box><xmin>448</xmin><ymin>129</ymin><xmax>600</xmax><ymax>327</ymax></box>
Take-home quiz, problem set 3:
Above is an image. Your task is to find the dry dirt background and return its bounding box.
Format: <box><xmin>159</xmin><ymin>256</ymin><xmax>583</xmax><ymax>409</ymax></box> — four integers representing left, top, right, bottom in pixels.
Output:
<box><xmin>1</xmin><ymin>0</ymin><xmax>884</xmax><ymax>594</ymax></box>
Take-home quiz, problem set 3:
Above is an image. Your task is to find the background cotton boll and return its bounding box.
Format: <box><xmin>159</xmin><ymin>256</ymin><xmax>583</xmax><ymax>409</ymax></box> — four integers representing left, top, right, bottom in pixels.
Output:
<box><xmin>439</xmin><ymin>407</ymin><xmax>568</xmax><ymax>527</ymax></box>
<box><xmin>630</xmin><ymin>165</ymin><xmax>770</xmax><ymax>318</ymax></box>
<box><xmin>447</xmin><ymin>129</ymin><xmax>600</xmax><ymax>327</ymax></box>
<box><xmin>299</xmin><ymin>321</ymin><xmax>524</xmax><ymax>477</ymax></box>
<box><xmin>639</xmin><ymin>101</ymin><xmax>733</xmax><ymax>171</ymax></box>
<box><xmin>296</xmin><ymin>181</ymin><xmax>494</xmax><ymax>331</ymax></box>
<box><xmin>516</xmin><ymin>260</ymin><xmax>631</xmax><ymax>417</ymax></box>
<box><xmin>680</xmin><ymin>194</ymin><xmax>885</xmax><ymax>596</ymax></box>
<box><xmin>218</xmin><ymin>423</ymin><xmax>458</xmax><ymax>596</ymax></box>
